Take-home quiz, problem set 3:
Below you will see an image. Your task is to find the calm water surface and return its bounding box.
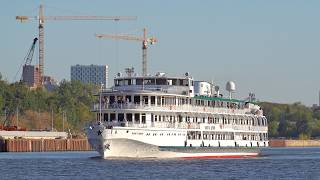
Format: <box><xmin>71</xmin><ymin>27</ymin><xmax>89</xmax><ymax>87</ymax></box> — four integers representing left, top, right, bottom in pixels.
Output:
<box><xmin>0</xmin><ymin>147</ymin><xmax>320</xmax><ymax>180</ymax></box>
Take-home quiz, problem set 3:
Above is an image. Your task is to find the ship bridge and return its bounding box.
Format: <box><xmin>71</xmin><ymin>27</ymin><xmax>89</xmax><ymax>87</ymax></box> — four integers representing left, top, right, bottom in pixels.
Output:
<box><xmin>112</xmin><ymin>72</ymin><xmax>195</xmax><ymax>96</ymax></box>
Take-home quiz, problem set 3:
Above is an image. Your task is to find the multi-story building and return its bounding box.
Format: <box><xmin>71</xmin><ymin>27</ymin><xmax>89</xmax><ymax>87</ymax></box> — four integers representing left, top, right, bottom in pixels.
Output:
<box><xmin>71</xmin><ymin>64</ymin><xmax>108</xmax><ymax>87</ymax></box>
<box><xmin>21</xmin><ymin>65</ymin><xmax>40</xmax><ymax>88</ymax></box>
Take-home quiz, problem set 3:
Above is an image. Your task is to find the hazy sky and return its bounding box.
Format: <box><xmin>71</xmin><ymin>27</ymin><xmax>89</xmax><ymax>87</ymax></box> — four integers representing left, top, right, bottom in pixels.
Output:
<box><xmin>1</xmin><ymin>0</ymin><xmax>320</xmax><ymax>106</ymax></box>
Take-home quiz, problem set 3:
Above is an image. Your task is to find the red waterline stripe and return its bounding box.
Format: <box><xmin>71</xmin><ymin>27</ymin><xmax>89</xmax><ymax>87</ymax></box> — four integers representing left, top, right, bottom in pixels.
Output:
<box><xmin>181</xmin><ymin>154</ymin><xmax>258</xmax><ymax>159</ymax></box>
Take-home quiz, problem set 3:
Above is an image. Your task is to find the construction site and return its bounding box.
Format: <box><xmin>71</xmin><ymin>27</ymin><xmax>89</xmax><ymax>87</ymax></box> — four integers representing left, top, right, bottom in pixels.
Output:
<box><xmin>1</xmin><ymin>4</ymin><xmax>140</xmax><ymax>152</ymax></box>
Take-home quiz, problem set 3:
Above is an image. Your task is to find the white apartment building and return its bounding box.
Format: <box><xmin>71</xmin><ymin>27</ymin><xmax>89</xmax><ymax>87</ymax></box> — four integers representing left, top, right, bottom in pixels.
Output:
<box><xmin>71</xmin><ymin>64</ymin><xmax>108</xmax><ymax>87</ymax></box>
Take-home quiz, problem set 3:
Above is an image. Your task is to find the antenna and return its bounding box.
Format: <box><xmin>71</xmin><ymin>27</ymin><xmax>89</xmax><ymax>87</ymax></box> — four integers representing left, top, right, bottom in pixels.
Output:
<box><xmin>215</xmin><ymin>86</ymin><xmax>220</xmax><ymax>97</ymax></box>
<box><xmin>125</xmin><ymin>67</ymin><xmax>134</xmax><ymax>77</ymax></box>
<box><xmin>99</xmin><ymin>83</ymin><xmax>104</xmax><ymax>123</ymax></box>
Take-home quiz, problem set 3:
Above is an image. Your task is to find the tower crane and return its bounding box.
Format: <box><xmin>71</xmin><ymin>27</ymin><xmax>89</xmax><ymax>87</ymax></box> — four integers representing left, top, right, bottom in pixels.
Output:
<box><xmin>16</xmin><ymin>4</ymin><xmax>137</xmax><ymax>86</ymax></box>
<box><xmin>96</xmin><ymin>28</ymin><xmax>157</xmax><ymax>76</ymax></box>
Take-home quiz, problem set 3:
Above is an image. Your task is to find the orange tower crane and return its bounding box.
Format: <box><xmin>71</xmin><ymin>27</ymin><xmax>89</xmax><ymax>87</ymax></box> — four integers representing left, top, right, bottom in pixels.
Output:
<box><xmin>16</xmin><ymin>4</ymin><xmax>137</xmax><ymax>86</ymax></box>
<box><xmin>96</xmin><ymin>28</ymin><xmax>157</xmax><ymax>76</ymax></box>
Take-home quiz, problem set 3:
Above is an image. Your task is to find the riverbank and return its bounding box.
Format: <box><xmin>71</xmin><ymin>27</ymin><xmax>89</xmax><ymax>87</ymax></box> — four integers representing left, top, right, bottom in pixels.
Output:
<box><xmin>269</xmin><ymin>139</ymin><xmax>320</xmax><ymax>147</ymax></box>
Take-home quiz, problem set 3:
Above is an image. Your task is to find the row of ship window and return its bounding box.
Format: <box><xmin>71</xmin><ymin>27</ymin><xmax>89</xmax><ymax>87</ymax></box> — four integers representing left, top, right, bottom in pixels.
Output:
<box><xmin>144</xmin><ymin>133</ymin><xmax>186</xmax><ymax>136</ymax></box>
<box><xmin>127</xmin><ymin>130</ymin><xmax>267</xmax><ymax>141</ymax></box>
<box><xmin>100</xmin><ymin>95</ymin><xmax>246</xmax><ymax>109</ymax></box>
<box><xmin>187</xmin><ymin>132</ymin><xmax>268</xmax><ymax>141</ymax></box>
<box><xmin>98</xmin><ymin>113</ymin><xmax>267</xmax><ymax>126</ymax></box>
<box><xmin>114</xmin><ymin>78</ymin><xmax>192</xmax><ymax>86</ymax></box>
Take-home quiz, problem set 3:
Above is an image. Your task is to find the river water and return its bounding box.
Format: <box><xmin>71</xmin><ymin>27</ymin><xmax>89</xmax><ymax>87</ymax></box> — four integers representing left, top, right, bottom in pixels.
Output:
<box><xmin>0</xmin><ymin>147</ymin><xmax>319</xmax><ymax>180</ymax></box>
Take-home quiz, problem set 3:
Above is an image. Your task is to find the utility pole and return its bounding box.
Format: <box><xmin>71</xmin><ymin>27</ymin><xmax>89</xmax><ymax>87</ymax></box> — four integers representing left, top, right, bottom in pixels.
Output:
<box><xmin>51</xmin><ymin>108</ymin><xmax>53</xmax><ymax>131</ymax></box>
<box><xmin>3</xmin><ymin>109</ymin><xmax>6</xmax><ymax>125</ymax></box>
<box><xmin>16</xmin><ymin>106</ymin><xmax>19</xmax><ymax>128</ymax></box>
<box><xmin>62</xmin><ymin>111</ymin><xmax>65</xmax><ymax>132</ymax></box>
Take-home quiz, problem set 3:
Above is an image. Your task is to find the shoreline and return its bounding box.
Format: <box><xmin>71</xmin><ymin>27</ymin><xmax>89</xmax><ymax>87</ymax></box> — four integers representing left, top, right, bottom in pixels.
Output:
<box><xmin>269</xmin><ymin>139</ymin><xmax>320</xmax><ymax>147</ymax></box>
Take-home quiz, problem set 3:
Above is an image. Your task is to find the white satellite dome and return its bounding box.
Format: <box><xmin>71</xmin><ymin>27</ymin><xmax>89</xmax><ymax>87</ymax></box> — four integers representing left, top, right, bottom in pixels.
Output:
<box><xmin>226</xmin><ymin>81</ymin><xmax>236</xmax><ymax>92</ymax></box>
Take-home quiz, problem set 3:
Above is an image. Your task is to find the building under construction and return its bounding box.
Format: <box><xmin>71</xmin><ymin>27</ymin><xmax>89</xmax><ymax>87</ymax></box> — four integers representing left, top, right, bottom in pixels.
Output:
<box><xmin>16</xmin><ymin>4</ymin><xmax>136</xmax><ymax>89</ymax></box>
<box><xmin>21</xmin><ymin>64</ymin><xmax>40</xmax><ymax>88</ymax></box>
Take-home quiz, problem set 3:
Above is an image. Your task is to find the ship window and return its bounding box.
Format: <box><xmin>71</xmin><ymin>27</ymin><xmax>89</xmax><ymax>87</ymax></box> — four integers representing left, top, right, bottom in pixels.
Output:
<box><xmin>144</xmin><ymin>79</ymin><xmax>154</xmax><ymax>85</ymax></box>
<box><xmin>126</xmin><ymin>113</ymin><xmax>132</xmax><ymax>122</ymax></box>
<box><xmin>125</xmin><ymin>95</ymin><xmax>131</xmax><ymax>102</ymax></box>
<box><xmin>103</xmin><ymin>113</ymin><xmax>109</xmax><ymax>121</ymax></box>
<box><xmin>183</xmin><ymin>79</ymin><xmax>188</xmax><ymax>86</ymax></box>
<box><xmin>172</xmin><ymin>79</ymin><xmax>178</xmax><ymax>85</ymax></box>
<box><xmin>157</xmin><ymin>96</ymin><xmax>161</xmax><ymax>105</ymax></box>
<box><xmin>124</xmin><ymin>79</ymin><xmax>131</xmax><ymax>85</ymax></box>
<box><xmin>134</xmin><ymin>113</ymin><xmax>140</xmax><ymax>123</ymax></box>
<box><xmin>151</xmin><ymin>96</ymin><xmax>155</xmax><ymax>105</ymax></box>
<box><xmin>143</xmin><ymin>96</ymin><xmax>148</xmax><ymax>105</ymax></box>
<box><xmin>156</xmin><ymin>78</ymin><xmax>166</xmax><ymax>85</ymax></box>
<box><xmin>141</xmin><ymin>114</ymin><xmax>146</xmax><ymax>124</ymax></box>
<box><xmin>110</xmin><ymin>113</ymin><xmax>116</xmax><ymax>121</ymax></box>
<box><xmin>118</xmin><ymin>113</ymin><xmax>124</xmax><ymax>122</ymax></box>
<box><xmin>115</xmin><ymin>80</ymin><xmax>119</xmax><ymax>86</ymax></box>
<box><xmin>161</xmin><ymin>97</ymin><xmax>165</xmax><ymax>105</ymax></box>
<box><xmin>134</xmin><ymin>96</ymin><xmax>140</xmax><ymax>104</ymax></box>
<box><xmin>179</xmin><ymin>79</ymin><xmax>184</xmax><ymax>86</ymax></box>
<box><xmin>110</xmin><ymin>96</ymin><xmax>115</xmax><ymax>104</ymax></box>
<box><xmin>136</xmin><ymin>79</ymin><xmax>143</xmax><ymax>85</ymax></box>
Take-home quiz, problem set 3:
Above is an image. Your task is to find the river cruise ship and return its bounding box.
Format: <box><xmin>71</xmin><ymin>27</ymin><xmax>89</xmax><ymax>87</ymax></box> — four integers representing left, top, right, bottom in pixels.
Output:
<box><xmin>86</xmin><ymin>70</ymin><xmax>268</xmax><ymax>158</ymax></box>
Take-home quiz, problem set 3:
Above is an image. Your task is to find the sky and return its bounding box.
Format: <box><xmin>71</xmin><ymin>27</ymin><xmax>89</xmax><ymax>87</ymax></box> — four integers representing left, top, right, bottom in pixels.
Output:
<box><xmin>1</xmin><ymin>0</ymin><xmax>320</xmax><ymax>106</ymax></box>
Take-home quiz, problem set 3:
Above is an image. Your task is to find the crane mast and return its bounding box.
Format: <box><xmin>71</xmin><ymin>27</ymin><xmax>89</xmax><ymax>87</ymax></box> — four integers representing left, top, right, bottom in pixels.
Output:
<box><xmin>16</xmin><ymin>4</ymin><xmax>137</xmax><ymax>86</ymax></box>
<box><xmin>96</xmin><ymin>28</ymin><xmax>157</xmax><ymax>76</ymax></box>
<box><xmin>142</xmin><ymin>28</ymin><xmax>147</xmax><ymax>76</ymax></box>
<box><xmin>38</xmin><ymin>4</ymin><xmax>44</xmax><ymax>83</ymax></box>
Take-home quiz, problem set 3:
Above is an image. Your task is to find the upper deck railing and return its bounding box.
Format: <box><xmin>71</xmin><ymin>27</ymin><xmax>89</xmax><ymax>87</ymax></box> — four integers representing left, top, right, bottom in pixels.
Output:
<box><xmin>92</xmin><ymin>102</ymin><xmax>262</xmax><ymax>115</ymax></box>
<box><xmin>103</xmin><ymin>121</ymin><xmax>268</xmax><ymax>132</ymax></box>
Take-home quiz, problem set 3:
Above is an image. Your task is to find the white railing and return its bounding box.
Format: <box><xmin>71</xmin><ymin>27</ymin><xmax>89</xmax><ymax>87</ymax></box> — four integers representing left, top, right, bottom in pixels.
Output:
<box><xmin>93</xmin><ymin>103</ymin><xmax>250</xmax><ymax>114</ymax></box>
<box><xmin>103</xmin><ymin>121</ymin><xmax>267</xmax><ymax>132</ymax></box>
<box><xmin>218</xmin><ymin>124</ymin><xmax>268</xmax><ymax>132</ymax></box>
<box><xmin>199</xmin><ymin>124</ymin><xmax>267</xmax><ymax>132</ymax></box>
<box><xmin>104</xmin><ymin>121</ymin><xmax>200</xmax><ymax>129</ymax></box>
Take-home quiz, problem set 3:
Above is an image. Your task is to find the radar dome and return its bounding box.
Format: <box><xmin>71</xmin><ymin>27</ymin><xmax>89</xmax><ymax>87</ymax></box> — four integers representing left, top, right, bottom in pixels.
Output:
<box><xmin>226</xmin><ymin>81</ymin><xmax>236</xmax><ymax>92</ymax></box>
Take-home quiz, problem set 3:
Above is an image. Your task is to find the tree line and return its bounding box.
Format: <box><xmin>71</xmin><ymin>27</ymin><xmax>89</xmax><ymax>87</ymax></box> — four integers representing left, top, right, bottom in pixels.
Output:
<box><xmin>260</xmin><ymin>102</ymin><xmax>320</xmax><ymax>139</ymax></box>
<box><xmin>0</xmin><ymin>73</ymin><xmax>98</xmax><ymax>136</ymax></box>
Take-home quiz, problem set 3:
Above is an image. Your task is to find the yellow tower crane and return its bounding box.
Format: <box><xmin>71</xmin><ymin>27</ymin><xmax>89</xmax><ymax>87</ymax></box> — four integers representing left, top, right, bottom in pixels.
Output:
<box><xmin>95</xmin><ymin>28</ymin><xmax>157</xmax><ymax>76</ymax></box>
<box><xmin>16</xmin><ymin>4</ymin><xmax>137</xmax><ymax>86</ymax></box>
